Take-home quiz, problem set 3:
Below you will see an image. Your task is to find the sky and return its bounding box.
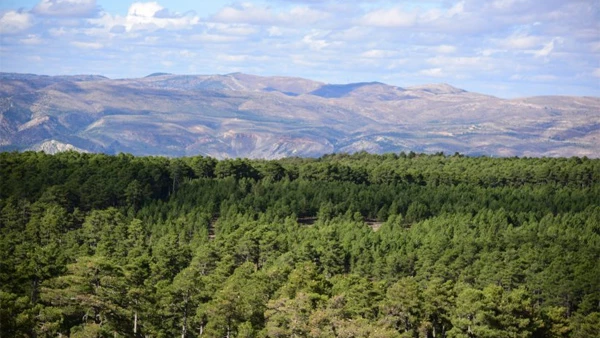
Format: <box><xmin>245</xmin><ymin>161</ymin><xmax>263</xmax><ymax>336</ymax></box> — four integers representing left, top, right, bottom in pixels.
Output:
<box><xmin>0</xmin><ymin>0</ymin><xmax>599</xmax><ymax>98</ymax></box>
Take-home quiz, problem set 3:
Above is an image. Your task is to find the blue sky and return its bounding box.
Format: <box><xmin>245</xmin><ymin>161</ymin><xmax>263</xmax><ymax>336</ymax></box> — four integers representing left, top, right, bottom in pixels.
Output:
<box><xmin>1</xmin><ymin>0</ymin><xmax>598</xmax><ymax>98</ymax></box>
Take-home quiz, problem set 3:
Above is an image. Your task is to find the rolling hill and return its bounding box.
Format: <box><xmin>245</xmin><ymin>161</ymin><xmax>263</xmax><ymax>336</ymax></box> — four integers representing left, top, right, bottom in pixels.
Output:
<box><xmin>1</xmin><ymin>72</ymin><xmax>598</xmax><ymax>158</ymax></box>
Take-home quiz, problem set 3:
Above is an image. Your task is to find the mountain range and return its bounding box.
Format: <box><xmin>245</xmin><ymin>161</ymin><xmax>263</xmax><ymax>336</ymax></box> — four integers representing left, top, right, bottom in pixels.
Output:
<box><xmin>1</xmin><ymin>72</ymin><xmax>599</xmax><ymax>158</ymax></box>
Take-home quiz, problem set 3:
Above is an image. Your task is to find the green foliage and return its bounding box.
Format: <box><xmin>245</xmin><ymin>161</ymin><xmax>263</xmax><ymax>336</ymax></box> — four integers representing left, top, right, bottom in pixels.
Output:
<box><xmin>1</xmin><ymin>151</ymin><xmax>599</xmax><ymax>337</ymax></box>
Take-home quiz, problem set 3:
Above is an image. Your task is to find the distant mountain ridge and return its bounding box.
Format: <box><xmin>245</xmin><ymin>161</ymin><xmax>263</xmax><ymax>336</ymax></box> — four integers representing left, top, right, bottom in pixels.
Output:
<box><xmin>1</xmin><ymin>72</ymin><xmax>598</xmax><ymax>158</ymax></box>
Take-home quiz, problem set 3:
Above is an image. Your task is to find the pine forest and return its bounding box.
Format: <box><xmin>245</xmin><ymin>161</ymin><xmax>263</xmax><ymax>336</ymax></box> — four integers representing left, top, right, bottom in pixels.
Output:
<box><xmin>1</xmin><ymin>150</ymin><xmax>599</xmax><ymax>337</ymax></box>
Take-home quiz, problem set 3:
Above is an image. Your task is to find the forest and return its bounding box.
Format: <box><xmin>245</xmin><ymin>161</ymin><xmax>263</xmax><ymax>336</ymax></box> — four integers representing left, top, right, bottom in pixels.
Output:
<box><xmin>0</xmin><ymin>150</ymin><xmax>599</xmax><ymax>337</ymax></box>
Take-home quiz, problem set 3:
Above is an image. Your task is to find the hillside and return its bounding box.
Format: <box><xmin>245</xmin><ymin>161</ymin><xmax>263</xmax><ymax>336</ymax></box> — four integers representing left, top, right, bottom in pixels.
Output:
<box><xmin>1</xmin><ymin>72</ymin><xmax>599</xmax><ymax>158</ymax></box>
<box><xmin>1</xmin><ymin>151</ymin><xmax>599</xmax><ymax>336</ymax></box>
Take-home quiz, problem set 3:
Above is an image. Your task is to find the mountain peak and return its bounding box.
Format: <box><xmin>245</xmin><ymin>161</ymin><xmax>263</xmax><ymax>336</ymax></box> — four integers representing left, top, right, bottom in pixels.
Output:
<box><xmin>407</xmin><ymin>83</ymin><xmax>466</xmax><ymax>94</ymax></box>
<box><xmin>1</xmin><ymin>72</ymin><xmax>598</xmax><ymax>158</ymax></box>
<box><xmin>145</xmin><ymin>72</ymin><xmax>173</xmax><ymax>78</ymax></box>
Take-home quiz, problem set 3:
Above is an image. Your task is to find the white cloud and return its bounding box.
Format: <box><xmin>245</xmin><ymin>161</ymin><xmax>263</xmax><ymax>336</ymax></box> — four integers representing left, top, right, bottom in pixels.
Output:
<box><xmin>360</xmin><ymin>49</ymin><xmax>398</xmax><ymax>59</ymax></box>
<box><xmin>490</xmin><ymin>0</ymin><xmax>521</xmax><ymax>10</ymax></box>
<box><xmin>213</xmin><ymin>4</ymin><xmax>272</xmax><ymax>25</ymax></box>
<box><xmin>33</xmin><ymin>0</ymin><xmax>97</xmax><ymax>17</ymax></box>
<box><xmin>179</xmin><ymin>50</ymin><xmax>195</xmax><ymax>58</ymax></box>
<box><xmin>0</xmin><ymin>0</ymin><xmax>598</xmax><ymax>98</ymax></box>
<box><xmin>144</xmin><ymin>36</ymin><xmax>159</xmax><ymax>44</ymax></box>
<box><xmin>427</xmin><ymin>55</ymin><xmax>485</xmax><ymax>68</ymax></box>
<box><xmin>128</xmin><ymin>2</ymin><xmax>162</xmax><ymax>18</ymax></box>
<box><xmin>217</xmin><ymin>54</ymin><xmax>271</xmax><ymax>63</ymax></box>
<box><xmin>448</xmin><ymin>1</ymin><xmax>466</xmax><ymax>16</ymax></box>
<box><xmin>268</xmin><ymin>26</ymin><xmax>283</xmax><ymax>37</ymax></box>
<box><xmin>302</xmin><ymin>30</ymin><xmax>330</xmax><ymax>51</ymax></box>
<box><xmin>479</xmin><ymin>49</ymin><xmax>501</xmax><ymax>56</ymax></box>
<box><xmin>212</xmin><ymin>4</ymin><xmax>329</xmax><ymax>26</ymax></box>
<box><xmin>291</xmin><ymin>54</ymin><xmax>319</xmax><ymax>67</ymax></box>
<box><xmin>433</xmin><ymin>45</ymin><xmax>457</xmax><ymax>54</ymax></box>
<box><xmin>496</xmin><ymin>33</ymin><xmax>542</xmax><ymax>50</ymax></box>
<box><xmin>420</xmin><ymin>68</ymin><xmax>445</xmax><ymax>77</ymax></box>
<box><xmin>532</xmin><ymin>41</ymin><xmax>553</xmax><ymax>58</ymax></box>
<box><xmin>361</xmin><ymin>8</ymin><xmax>417</xmax><ymax>28</ymax></box>
<box><xmin>528</xmin><ymin>37</ymin><xmax>562</xmax><ymax>58</ymax></box>
<box><xmin>89</xmin><ymin>2</ymin><xmax>200</xmax><ymax>32</ymax></box>
<box><xmin>189</xmin><ymin>33</ymin><xmax>243</xmax><ymax>43</ymax></box>
<box><xmin>511</xmin><ymin>73</ymin><xmax>559</xmax><ymax>82</ymax></box>
<box><xmin>126</xmin><ymin>2</ymin><xmax>199</xmax><ymax>31</ymax></box>
<box><xmin>207</xmin><ymin>23</ymin><xmax>258</xmax><ymax>36</ymax></box>
<box><xmin>421</xmin><ymin>55</ymin><xmax>497</xmax><ymax>79</ymax></box>
<box><xmin>329</xmin><ymin>26</ymin><xmax>371</xmax><ymax>42</ymax></box>
<box><xmin>386</xmin><ymin>59</ymin><xmax>408</xmax><ymax>70</ymax></box>
<box><xmin>0</xmin><ymin>11</ymin><xmax>33</xmax><ymax>34</ymax></box>
<box><xmin>49</xmin><ymin>27</ymin><xmax>68</xmax><ymax>37</ymax></box>
<box><xmin>21</xmin><ymin>34</ymin><xmax>43</xmax><ymax>45</ymax></box>
<box><xmin>531</xmin><ymin>74</ymin><xmax>557</xmax><ymax>81</ymax></box>
<box><xmin>71</xmin><ymin>41</ymin><xmax>103</xmax><ymax>49</ymax></box>
<box><xmin>510</xmin><ymin>74</ymin><xmax>523</xmax><ymax>80</ymax></box>
<box><xmin>219</xmin><ymin>54</ymin><xmax>248</xmax><ymax>62</ymax></box>
<box><xmin>289</xmin><ymin>7</ymin><xmax>330</xmax><ymax>23</ymax></box>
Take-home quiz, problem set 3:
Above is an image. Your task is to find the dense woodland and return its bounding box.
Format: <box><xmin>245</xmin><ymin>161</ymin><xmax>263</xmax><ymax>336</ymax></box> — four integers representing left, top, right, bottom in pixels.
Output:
<box><xmin>1</xmin><ymin>150</ymin><xmax>599</xmax><ymax>337</ymax></box>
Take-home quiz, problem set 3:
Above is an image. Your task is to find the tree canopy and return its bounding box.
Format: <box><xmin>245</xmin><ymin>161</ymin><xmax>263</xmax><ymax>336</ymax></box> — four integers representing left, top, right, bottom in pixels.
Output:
<box><xmin>1</xmin><ymin>150</ymin><xmax>598</xmax><ymax>337</ymax></box>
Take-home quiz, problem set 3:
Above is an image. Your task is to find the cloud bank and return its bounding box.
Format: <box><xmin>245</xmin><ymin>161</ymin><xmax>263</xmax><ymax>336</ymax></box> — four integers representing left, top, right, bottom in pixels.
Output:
<box><xmin>0</xmin><ymin>0</ymin><xmax>598</xmax><ymax>97</ymax></box>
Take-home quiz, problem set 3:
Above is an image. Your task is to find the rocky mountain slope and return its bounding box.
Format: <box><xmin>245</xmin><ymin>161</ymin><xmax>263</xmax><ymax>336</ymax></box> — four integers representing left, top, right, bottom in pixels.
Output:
<box><xmin>1</xmin><ymin>72</ymin><xmax>598</xmax><ymax>158</ymax></box>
